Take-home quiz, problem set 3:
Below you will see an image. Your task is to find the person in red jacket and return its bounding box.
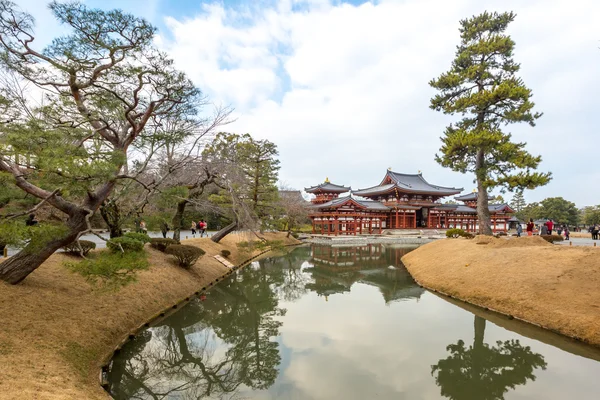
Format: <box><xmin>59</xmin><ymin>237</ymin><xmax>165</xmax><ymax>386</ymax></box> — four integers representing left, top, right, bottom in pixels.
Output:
<box><xmin>545</xmin><ymin>219</ymin><xmax>554</xmax><ymax>235</ymax></box>
<box><xmin>526</xmin><ymin>218</ymin><xmax>534</xmax><ymax>236</ymax></box>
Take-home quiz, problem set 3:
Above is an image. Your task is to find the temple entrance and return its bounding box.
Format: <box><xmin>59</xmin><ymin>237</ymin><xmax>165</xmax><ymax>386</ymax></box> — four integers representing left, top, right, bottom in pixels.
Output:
<box><xmin>416</xmin><ymin>208</ymin><xmax>425</xmax><ymax>228</ymax></box>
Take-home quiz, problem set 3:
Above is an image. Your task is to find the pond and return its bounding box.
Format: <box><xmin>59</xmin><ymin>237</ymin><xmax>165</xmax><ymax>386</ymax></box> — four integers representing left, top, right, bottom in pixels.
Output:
<box><xmin>107</xmin><ymin>244</ymin><xmax>600</xmax><ymax>399</ymax></box>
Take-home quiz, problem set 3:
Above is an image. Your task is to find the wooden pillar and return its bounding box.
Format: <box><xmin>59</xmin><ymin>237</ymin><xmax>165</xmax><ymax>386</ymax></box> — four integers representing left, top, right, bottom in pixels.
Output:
<box><xmin>369</xmin><ymin>219</ymin><xmax>372</xmax><ymax>234</ymax></box>
<box><xmin>395</xmin><ymin>208</ymin><xmax>399</xmax><ymax>229</ymax></box>
<box><xmin>312</xmin><ymin>219</ymin><xmax>315</xmax><ymax>234</ymax></box>
<box><xmin>413</xmin><ymin>211</ymin><xmax>416</xmax><ymax>229</ymax></box>
<box><xmin>379</xmin><ymin>218</ymin><xmax>382</xmax><ymax>234</ymax></box>
<box><xmin>403</xmin><ymin>210</ymin><xmax>406</xmax><ymax>229</ymax></box>
<box><xmin>493</xmin><ymin>217</ymin><xmax>497</xmax><ymax>233</ymax></box>
<box><xmin>359</xmin><ymin>218</ymin><xmax>363</xmax><ymax>234</ymax></box>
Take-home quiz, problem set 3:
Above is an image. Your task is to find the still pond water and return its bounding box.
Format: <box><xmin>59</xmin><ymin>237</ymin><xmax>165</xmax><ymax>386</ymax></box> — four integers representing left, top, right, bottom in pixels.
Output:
<box><xmin>108</xmin><ymin>244</ymin><xmax>600</xmax><ymax>400</ymax></box>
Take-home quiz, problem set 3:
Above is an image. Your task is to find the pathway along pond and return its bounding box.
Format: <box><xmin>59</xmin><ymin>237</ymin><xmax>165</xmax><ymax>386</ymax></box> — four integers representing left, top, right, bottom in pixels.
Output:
<box><xmin>107</xmin><ymin>244</ymin><xmax>600</xmax><ymax>399</ymax></box>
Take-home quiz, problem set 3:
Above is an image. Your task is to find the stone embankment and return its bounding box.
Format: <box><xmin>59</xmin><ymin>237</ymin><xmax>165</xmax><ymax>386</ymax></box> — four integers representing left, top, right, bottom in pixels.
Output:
<box><xmin>0</xmin><ymin>232</ymin><xmax>299</xmax><ymax>400</ymax></box>
<box><xmin>402</xmin><ymin>235</ymin><xmax>600</xmax><ymax>347</ymax></box>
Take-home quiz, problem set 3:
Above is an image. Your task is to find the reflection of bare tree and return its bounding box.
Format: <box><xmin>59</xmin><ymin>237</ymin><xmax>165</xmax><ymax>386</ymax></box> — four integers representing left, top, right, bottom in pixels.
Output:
<box><xmin>431</xmin><ymin>316</ymin><xmax>547</xmax><ymax>400</ymax></box>
<box><xmin>109</xmin><ymin>256</ymin><xmax>293</xmax><ymax>399</ymax></box>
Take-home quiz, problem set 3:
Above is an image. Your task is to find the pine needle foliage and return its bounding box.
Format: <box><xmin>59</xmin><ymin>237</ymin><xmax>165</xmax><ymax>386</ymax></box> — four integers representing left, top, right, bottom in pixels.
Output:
<box><xmin>429</xmin><ymin>11</ymin><xmax>551</xmax><ymax>235</ymax></box>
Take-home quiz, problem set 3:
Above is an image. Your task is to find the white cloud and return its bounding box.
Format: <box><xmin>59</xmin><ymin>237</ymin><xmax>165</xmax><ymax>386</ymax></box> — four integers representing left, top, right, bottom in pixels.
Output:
<box><xmin>18</xmin><ymin>0</ymin><xmax>600</xmax><ymax>206</ymax></box>
<box><xmin>157</xmin><ymin>0</ymin><xmax>600</xmax><ymax>206</ymax></box>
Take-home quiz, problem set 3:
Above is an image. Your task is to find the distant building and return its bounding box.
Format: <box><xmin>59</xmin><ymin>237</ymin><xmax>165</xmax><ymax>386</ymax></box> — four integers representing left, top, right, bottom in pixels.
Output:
<box><xmin>306</xmin><ymin>170</ymin><xmax>514</xmax><ymax>235</ymax></box>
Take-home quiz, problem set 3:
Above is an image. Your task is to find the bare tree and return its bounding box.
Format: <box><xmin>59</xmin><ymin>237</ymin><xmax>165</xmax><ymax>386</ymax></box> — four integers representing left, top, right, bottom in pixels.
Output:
<box><xmin>0</xmin><ymin>1</ymin><xmax>200</xmax><ymax>283</ymax></box>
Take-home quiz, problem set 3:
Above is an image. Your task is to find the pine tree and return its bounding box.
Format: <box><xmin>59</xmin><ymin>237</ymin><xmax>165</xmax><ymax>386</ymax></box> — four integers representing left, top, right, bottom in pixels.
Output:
<box><xmin>430</xmin><ymin>11</ymin><xmax>551</xmax><ymax>235</ymax></box>
<box><xmin>510</xmin><ymin>189</ymin><xmax>526</xmax><ymax>212</ymax></box>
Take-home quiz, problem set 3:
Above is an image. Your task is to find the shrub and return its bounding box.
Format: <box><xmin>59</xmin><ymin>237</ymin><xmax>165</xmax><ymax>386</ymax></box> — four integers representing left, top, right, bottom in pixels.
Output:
<box><xmin>123</xmin><ymin>232</ymin><xmax>151</xmax><ymax>244</ymax></box>
<box><xmin>540</xmin><ymin>234</ymin><xmax>564</xmax><ymax>243</ymax></box>
<box><xmin>446</xmin><ymin>228</ymin><xmax>474</xmax><ymax>239</ymax></box>
<box><xmin>106</xmin><ymin>237</ymin><xmax>144</xmax><ymax>253</ymax></box>
<box><xmin>165</xmin><ymin>245</ymin><xmax>205</xmax><ymax>269</ymax></box>
<box><xmin>65</xmin><ymin>251</ymin><xmax>149</xmax><ymax>290</ymax></box>
<box><xmin>63</xmin><ymin>240</ymin><xmax>97</xmax><ymax>256</ymax></box>
<box><xmin>149</xmin><ymin>238</ymin><xmax>178</xmax><ymax>252</ymax></box>
<box><xmin>221</xmin><ymin>249</ymin><xmax>231</xmax><ymax>258</ymax></box>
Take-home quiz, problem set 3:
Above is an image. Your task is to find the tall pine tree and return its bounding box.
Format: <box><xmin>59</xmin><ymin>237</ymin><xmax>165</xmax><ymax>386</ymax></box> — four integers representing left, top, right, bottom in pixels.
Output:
<box><xmin>430</xmin><ymin>11</ymin><xmax>551</xmax><ymax>235</ymax></box>
<box><xmin>510</xmin><ymin>189</ymin><xmax>526</xmax><ymax>213</ymax></box>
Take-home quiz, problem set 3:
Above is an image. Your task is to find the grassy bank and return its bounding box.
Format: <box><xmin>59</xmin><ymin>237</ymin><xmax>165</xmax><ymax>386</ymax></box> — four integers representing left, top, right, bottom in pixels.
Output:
<box><xmin>0</xmin><ymin>232</ymin><xmax>299</xmax><ymax>400</ymax></box>
<box><xmin>402</xmin><ymin>236</ymin><xmax>600</xmax><ymax>347</ymax></box>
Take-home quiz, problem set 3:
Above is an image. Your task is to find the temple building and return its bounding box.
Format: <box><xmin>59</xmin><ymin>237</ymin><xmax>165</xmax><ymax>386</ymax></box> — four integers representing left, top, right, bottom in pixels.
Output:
<box><xmin>306</xmin><ymin>170</ymin><xmax>514</xmax><ymax>235</ymax></box>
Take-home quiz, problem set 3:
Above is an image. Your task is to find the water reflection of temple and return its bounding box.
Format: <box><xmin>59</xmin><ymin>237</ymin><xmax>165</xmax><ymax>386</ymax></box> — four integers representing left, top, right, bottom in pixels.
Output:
<box><xmin>305</xmin><ymin>244</ymin><xmax>425</xmax><ymax>304</ymax></box>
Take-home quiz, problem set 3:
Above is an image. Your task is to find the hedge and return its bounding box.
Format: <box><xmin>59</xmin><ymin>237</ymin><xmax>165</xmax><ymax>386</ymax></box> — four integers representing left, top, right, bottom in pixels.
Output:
<box><xmin>446</xmin><ymin>228</ymin><xmax>474</xmax><ymax>239</ymax></box>
<box><xmin>165</xmin><ymin>245</ymin><xmax>206</xmax><ymax>269</ymax></box>
<box><xmin>123</xmin><ymin>232</ymin><xmax>152</xmax><ymax>244</ymax></box>
<box><xmin>106</xmin><ymin>237</ymin><xmax>144</xmax><ymax>253</ymax></box>
<box><xmin>149</xmin><ymin>238</ymin><xmax>178</xmax><ymax>252</ymax></box>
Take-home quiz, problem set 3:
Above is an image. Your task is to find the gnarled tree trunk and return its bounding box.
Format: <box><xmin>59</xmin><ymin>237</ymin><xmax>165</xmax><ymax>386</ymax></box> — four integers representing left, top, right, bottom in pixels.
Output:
<box><xmin>211</xmin><ymin>221</ymin><xmax>237</xmax><ymax>244</ymax></box>
<box><xmin>0</xmin><ymin>209</ymin><xmax>90</xmax><ymax>284</ymax></box>
<box><xmin>100</xmin><ymin>198</ymin><xmax>123</xmax><ymax>238</ymax></box>
<box><xmin>171</xmin><ymin>199</ymin><xmax>188</xmax><ymax>242</ymax></box>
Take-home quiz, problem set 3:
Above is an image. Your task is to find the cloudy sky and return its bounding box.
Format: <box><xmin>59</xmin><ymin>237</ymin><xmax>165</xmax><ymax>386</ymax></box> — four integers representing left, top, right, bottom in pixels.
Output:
<box><xmin>18</xmin><ymin>0</ymin><xmax>600</xmax><ymax>206</ymax></box>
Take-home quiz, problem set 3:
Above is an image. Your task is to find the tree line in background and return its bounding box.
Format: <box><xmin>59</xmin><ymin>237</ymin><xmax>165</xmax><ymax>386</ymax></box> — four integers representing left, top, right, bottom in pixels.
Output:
<box><xmin>508</xmin><ymin>189</ymin><xmax>599</xmax><ymax>227</ymax></box>
<box><xmin>0</xmin><ymin>1</ymin><xmax>308</xmax><ymax>284</ymax></box>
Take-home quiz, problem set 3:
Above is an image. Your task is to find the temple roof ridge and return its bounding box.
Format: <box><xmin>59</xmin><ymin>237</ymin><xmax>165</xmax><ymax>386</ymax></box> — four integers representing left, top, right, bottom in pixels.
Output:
<box><xmin>305</xmin><ymin>180</ymin><xmax>351</xmax><ymax>194</ymax></box>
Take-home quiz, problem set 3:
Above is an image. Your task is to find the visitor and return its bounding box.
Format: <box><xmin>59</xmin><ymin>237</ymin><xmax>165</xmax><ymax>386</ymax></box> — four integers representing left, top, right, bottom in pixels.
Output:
<box><xmin>592</xmin><ymin>225</ymin><xmax>599</xmax><ymax>240</ymax></box>
<box><xmin>160</xmin><ymin>221</ymin><xmax>170</xmax><ymax>238</ymax></box>
<box><xmin>557</xmin><ymin>226</ymin><xmax>562</xmax><ymax>236</ymax></box>
<box><xmin>25</xmin><ymin>213</ymin><xmax>38</xmax><ymax>226</ymax></box>
<box><xmin>199</xmin><ymin>219</ymin><xmax>207</xmax><ymax>237</ymax></box>
<box><xmin>546</xmin><ymin>219</ymin><xmax>554</xmax><ymax>235</ymax></box>
<box><xmin>190</xmin><ymin>221</ymin><xmax>196</xmax><ymax>236</ymax></box>
<box><xmin>139</xmin><ymin>220</ymin><xmax>147</xmax><ymax>234</ymax></box>
<box><xmin>526</xmin><ymin>218</ymin><xmax>534</xmax><ymax>236</ymax></box>
<box><xmin>564</xmin><ymin>226</ymin><xmax>570</xmax><ymax>240</ymax></box>
<box><xmin>540</xmin><ymin>224</ymin><xmax>548</xmax><ymax>235</ymax></box>
<box><xmin>516</xmin><ymin>223</ymin><xmax>523</xmax><ymax>237</ymax></box>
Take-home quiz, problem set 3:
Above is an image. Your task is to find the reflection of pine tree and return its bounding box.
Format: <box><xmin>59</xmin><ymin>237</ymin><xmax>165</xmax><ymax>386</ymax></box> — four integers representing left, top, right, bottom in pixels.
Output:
<box><xmin>431</xmin><ymin>316</ymin><xmax>547</xmax><ymax>400</ymax></box>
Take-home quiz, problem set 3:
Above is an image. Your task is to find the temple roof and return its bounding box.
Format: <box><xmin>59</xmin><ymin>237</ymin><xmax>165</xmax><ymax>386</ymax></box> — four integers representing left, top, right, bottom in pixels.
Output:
<box><xmin>353</xmin><ymin>170</ymin><xmax>462</xmax><ymax>197</ymax></box>
<box><xmin>433</xmin><ymin>203</ymin><xmax>514</xmax><ymax>214</ymax></box>
<box><xmin>311</xmin><ymin>196</ymin><xmax>389</xmax><ymax>211</ymax></box>
<box><xmin>454</xmin><ymin>192</ymin><xmax>491</xmax><ymax>202</ymax></box>
<box><xmin>305</xmin><ymin>180</ymin><xmax>350</xmax><ymax>194</ymax></box>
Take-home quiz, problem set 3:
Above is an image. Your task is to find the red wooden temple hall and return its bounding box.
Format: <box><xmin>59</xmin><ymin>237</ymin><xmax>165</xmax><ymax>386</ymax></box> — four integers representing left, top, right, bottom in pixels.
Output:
<box><xmin>306</xmin><ymin>170</ymin><xmax>514</xmax><ymax>235</ymax></box>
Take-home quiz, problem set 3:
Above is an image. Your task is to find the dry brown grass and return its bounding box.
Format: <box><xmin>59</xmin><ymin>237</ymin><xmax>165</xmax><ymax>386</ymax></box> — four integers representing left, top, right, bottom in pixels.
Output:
<box><xmin>402</xmin><ymin>236</ymin><xmax>600</xmax><ymax>347</ymax></box>
<box><xmin>0</xmin><ymin>232</ymin><xmax>299</xmax><ymax>400</ymax></box>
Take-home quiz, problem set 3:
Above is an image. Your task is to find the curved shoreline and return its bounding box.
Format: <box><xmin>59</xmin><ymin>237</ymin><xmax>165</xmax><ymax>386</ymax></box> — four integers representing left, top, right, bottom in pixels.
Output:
<box><xmin>0</xmin><ymin>232</ymin><xmax>300</xmax><ymax>400</ymax></box>
<box><xmin>401</xmin><ymin>236</ymin><xmax>600</xmax><ymax>348</ymax></box>
<box><xmin>97</xmin><ymin>243</ymin><xmax>298</xmax><ymax>394</ymax></box>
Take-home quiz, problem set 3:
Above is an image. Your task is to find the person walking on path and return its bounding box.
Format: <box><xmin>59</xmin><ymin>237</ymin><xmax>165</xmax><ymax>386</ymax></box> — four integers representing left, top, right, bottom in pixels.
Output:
<box><xmin>592</xmin><ymin>225</ymin><xmax>598</xmax><ymax>240</ymax></box>
<box><xmin>160</xmin><ymin>221</ymin><xmax>170</xmax><ymax>238</ymax></box>
<box><xmin>516</xmin><ymin>223</ymin><xmax>523</xmax><ymax>237</ymax></box>
<box><xmin>198</xmin><ymin>219</ymin><xmax>207</xmax><ymax>237</ymax></box>
<box><xmin>545</xmin><ymin>219</ymin><xmax>554</xmax><ymax>235</ymax></box>
<box><xmin>526</xmin><ymin>218</ymin><xmax>534</xmax><ymax>236</ymax></box>
<box><xmin>190</xmin><ymin>221</ymin><xmax>196</xmax><ymax>236</ymax></box>
<box><xmin>564</xmin><ymin>226</ymin><xmax>570</xmax><ymax>240</ymax></box>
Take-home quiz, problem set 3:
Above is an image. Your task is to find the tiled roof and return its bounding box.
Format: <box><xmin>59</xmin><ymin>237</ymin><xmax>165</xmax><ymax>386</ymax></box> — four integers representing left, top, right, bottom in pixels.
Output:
<box><xmin>433</xmin><ymin>203</ymin><xmax>514</xmax><ymax>214</ymax></box>
<box><xmin>455</xmin><ymin>192</ymin><xmax>496</xmax><ymax>202</ymax></box>
<box><xmin>311</xmin><ymin>196</ymin><xmax>389</xmax><ymax>211</ymax></box>
<box><xmin>305</xmin><ymin>182</ymin><xmax>351</xmax><ymax>193</ymax></box>
<box><xmin>353</xmin><ymin>170</ymin><xmax>462</xmax><ymax>196</ymax></box>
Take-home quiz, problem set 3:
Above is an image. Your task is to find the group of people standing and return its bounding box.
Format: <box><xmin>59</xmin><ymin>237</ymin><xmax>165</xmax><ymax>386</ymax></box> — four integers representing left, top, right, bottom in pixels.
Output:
<box><xmin>520</xmin><ymin>219</ymin><xmax>570</xmax><ymax>239</ymax></box>
<box><xmin>191</xmin><ymin>220</ymin><xmax>208</xmax><ymax>237</ymax></box>
<box><xmin>589</xmin><ymin>225</ymin><xmax>599</xmax><ymax>240</ymax></box>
